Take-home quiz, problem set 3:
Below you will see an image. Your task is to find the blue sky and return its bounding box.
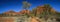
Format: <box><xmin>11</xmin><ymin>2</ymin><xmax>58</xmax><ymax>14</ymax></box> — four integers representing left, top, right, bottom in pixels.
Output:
<box><xmin>0</xmin><ymin>0</ymin><xmax>60</xmax><ymax>13</ymax></box>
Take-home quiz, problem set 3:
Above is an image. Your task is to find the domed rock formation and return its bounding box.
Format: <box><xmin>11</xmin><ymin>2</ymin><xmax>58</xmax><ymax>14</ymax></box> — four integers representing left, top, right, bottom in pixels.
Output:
<box><xmin>3</xmin><ymin>10</ymin><xmax>17</xmax><ymax>15</ymax></box>
<box><xmin>2</xmin><ymin>9</ymin><xmax>31</xmax><ymax>16</ymax></box>
<box><xmin>32</xmin><ymin>5</ymin><xmax>56</xmax><ymax>16</ymax></box>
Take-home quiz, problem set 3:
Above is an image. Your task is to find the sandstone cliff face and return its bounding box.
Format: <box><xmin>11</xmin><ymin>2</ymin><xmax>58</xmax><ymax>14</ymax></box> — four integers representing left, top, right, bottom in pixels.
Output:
<box><xmin>50</xmin><ymin>8</ymin><xmax>56</xmax><ymax>13</ymax></box>
<box><xmin>33</xmin><ymin>5</ymin><xmax>56</xmax><ymax>15</ymax></box>
<box><xmin>36</xmin><ymin>6</ymin><xmax>45</xmax><ymax>14</ymax></box>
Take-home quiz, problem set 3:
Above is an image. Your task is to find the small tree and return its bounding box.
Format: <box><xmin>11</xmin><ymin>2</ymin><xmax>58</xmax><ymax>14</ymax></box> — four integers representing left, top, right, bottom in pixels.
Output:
<box><xmin>22</xmin><ymin>1</ymin><xmax>31</xmax><ymax>10</ymax></box>
<box><xmin>22</xmin><ymin>1</ymin><xmax>31</xmax><ymax>17</ymax></box>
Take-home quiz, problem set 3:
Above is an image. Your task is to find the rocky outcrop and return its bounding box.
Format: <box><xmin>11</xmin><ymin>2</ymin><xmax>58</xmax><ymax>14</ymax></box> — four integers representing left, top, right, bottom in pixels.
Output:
<box><xmin>1</xmin><ymin>9</ymin><xmax>30</xmax><ymax>17</ymax></box>
<box><xmin>32</xmin><ymin>5</ymin><xmax>56</xmax><ymax>15</ymax></box>
<box><xmin>20</xmin><ymin>10</ymin><xmax>31</xmax><ymax>15</ymax></box>
<box><xmin>3</xmin><ymin>10</ymin><xmax>16</xmax><ymax>15</ymax></box>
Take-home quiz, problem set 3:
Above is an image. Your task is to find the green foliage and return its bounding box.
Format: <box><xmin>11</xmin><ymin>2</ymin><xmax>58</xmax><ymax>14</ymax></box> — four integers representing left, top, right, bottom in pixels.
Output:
<box><xmin>32</xmin><ymin>8</ymin><xmax>37</xmax><ymax>16</ymax></box>
<box><xmin>30</xmin><ymin>13</ymin><xmax>34</xmax><ymax>17</ymax></box>
<box><xmin>23</xmin><ymin>1</ymin><xmax>30</xmax><ymax>10</ymax></box>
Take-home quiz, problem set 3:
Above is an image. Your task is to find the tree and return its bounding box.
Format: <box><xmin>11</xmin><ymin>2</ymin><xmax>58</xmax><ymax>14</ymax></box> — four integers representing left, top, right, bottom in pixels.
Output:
<box><xmin>22</xmin><ymin>1</ymin><xmax>31</xmax><ymax>10</ymax></box>
<box><xmin>22</xmin><ymin>1</ymin><xmax>31</xmax><ymax>17</ymax></box>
